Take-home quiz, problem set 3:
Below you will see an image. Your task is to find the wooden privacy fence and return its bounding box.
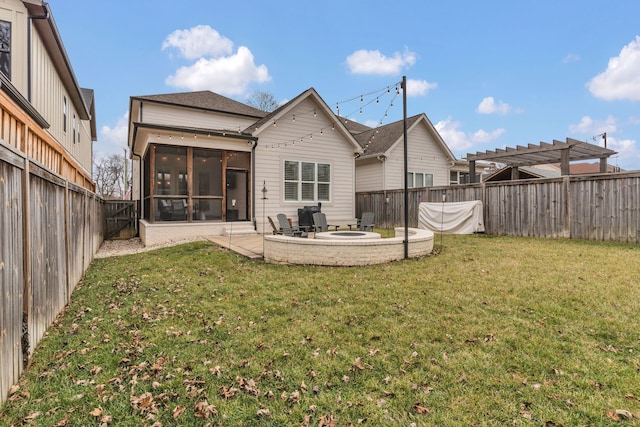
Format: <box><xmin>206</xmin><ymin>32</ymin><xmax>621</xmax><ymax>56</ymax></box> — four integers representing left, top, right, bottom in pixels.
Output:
<box><xmin>104</xmin><ymin>200</ymin><xmax>139</xmax><ymax>240</ymax></box>
<box><xmin>0</xmin><ymin>142</ymin><xmax>103</xmax><ymax>404</ymax></box>
<box><xmin>356</xmin><ymin>171</ymin><xmax>640</xmax><ymax>243</ymax></box>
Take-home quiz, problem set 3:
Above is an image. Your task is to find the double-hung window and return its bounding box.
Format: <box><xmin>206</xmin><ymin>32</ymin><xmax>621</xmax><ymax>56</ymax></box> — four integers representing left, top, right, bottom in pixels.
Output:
<box><xmin>284</xmin><ymin>160</ymin><xmax>330</xmax><ymax>202</ymax></box>
<box><xmin>407</xmin><ymin>171</ymin><xmax>434</xmax><ymax>188</ymax></box>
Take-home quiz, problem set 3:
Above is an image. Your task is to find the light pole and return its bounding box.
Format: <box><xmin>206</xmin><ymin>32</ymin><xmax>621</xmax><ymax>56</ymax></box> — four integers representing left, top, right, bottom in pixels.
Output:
<box><xmin>401</xmin><ymin>75</ymin><xmax>408</xmax><ymax>259</ymax></box>
<box><xmin>261</xmin><ymin>181</ymin><xmax>268</xmax><ymax>258</ymax></box>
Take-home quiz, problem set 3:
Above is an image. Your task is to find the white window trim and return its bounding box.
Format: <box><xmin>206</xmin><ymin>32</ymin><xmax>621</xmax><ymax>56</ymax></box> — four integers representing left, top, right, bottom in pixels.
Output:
<box><xmin>283</xmin><ymin>160</ymin><xmax>331</xmax><ymax>203</ymax></box>
<box><xmin>407</xmin><ymin>171</ymin><xmax>434</xmax><ymax>188</ymax></box>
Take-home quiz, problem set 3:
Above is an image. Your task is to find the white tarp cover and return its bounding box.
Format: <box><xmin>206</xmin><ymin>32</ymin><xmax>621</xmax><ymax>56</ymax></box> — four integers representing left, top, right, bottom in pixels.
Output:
<box><xmin>418</xmin><ymin>200</ymin><xmax>485</xmax><ymax>234</ymax></box>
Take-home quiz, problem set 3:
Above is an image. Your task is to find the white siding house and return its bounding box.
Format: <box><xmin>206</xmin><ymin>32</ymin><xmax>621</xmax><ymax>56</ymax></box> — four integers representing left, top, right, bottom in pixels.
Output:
<box><xmin>353</xmin><ymin>113</ymin><xmax>456</xmax><ymax>192</ymax></box>
<box><xmin>128</xmin><ymin>88</ymin><xmax>362</xmax><ymax>245</ymax></box>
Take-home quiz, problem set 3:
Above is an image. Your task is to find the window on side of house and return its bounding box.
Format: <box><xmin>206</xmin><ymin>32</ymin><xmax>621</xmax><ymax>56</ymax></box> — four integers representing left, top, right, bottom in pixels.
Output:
<box><xmin>407</xmin><ymin>172</ymin><xmax>434</xmax><ymax>188</ymax></box>
<box><xmin>450</xmin><ymin>170</ymin><xmax>459</xmax><ymax>185</ymax></box>
<box><xmin>63</xmin><ymin>96</ymin><xmax>67</xmax><ymax>133</ymax></box>
<box><xmin>284</xmin><ymin>160</ymin><xmax>330</xmax><ymax>202</ymax></box>
<box><xmin>72</xmin><ymin>114</ymin><xmax>76</xmax><ymax>143</ymax></box>
<box><xmin>0</xmin><ymin>20</ymin><xmax>10</xmax><ymax>79</ymax></box>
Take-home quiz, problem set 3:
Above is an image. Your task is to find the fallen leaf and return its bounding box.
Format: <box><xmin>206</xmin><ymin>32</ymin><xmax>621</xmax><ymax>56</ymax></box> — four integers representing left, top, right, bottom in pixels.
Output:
<box><xmin>24</xmin><ymin>412</ymin><xmax>41</xmax><ymax>420</ymax></box>
<box><xmin>606</xmin><ymin>410</ymin><xmax>620</xmax><ymax>421</ymax></box>
<box><xmin>90</xmin><ymin>407</ymin><xmax>103</xmax><ymax>417</ymax></box>
<box><xmin>173</xmin><ymin>405</ymin><xmax>186</xmax><ymax>420</ymax></box>
<box><xmin>256</xmin><ymin>408</ymin><xmax>271</xmax><ymax>417</ymax></box>
<box><xmin>318</xmin><ymin>414</ymin><xmax>337</xmax><ymax>427</ymax></box>
<box><xmin>414</xmin><ymin>403</ymin><xmax>430</xmax><ymax>414</ymax></box>
<box><xmin>194</xmin><ymin>400</ymin><xmax>218</xmax><ymax>419</ymax></box>
<box><xmin>615</xmin><ymin>409</ymin><xmax>633</xmax><ymax>419</ymax></box>
<box><xmin>288</xmin><ymin>390</ymin><xmax>301</xmax><ymax>404</ymax></box>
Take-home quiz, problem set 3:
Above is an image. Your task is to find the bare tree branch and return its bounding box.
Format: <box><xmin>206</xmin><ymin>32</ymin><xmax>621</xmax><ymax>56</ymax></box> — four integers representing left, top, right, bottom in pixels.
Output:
<box><xmin>246</xmin><ymin>90</ymin><xmax>279</xmax><ymax>112</ymax></box>
<box><xmin>93</xmin><ymin>153</ymin><xmax>127</xmax><ymax>199</ymax></box>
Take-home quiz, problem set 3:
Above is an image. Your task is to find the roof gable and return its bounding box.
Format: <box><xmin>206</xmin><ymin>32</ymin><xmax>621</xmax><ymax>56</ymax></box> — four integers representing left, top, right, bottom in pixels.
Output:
<box><xmin>354</xmin><ymin>113</ymin><xmax>455</xmax><ymax>161</ymax></box>
<box><xmin>249</xmin><ymin>88</ymin><xmax>362</xmax><ymax>152</ymax></box>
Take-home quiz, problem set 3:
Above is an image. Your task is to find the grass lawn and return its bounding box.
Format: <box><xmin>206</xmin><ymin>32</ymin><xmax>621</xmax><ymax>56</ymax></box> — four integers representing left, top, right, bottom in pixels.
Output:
<box><xmin>2</xmin><ymin>234</ymin><xmax>640</xmax><ymax>426</ymax></box>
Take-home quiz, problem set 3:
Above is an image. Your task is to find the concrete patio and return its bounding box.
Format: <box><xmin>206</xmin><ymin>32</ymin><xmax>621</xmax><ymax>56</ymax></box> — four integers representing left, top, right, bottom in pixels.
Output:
<box><xmin>206</xmin><ymin>234</ymin><xmax>266</xmax><ymax>259</ymax></box>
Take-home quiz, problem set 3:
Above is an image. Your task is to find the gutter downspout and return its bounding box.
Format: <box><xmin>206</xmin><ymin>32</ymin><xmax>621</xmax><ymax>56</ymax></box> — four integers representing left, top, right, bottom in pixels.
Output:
<box><xmin>250</xmin><ymin>139</ymin><xmax>258</xmax><ymax>230</ymax></box>
<box><xmin>27</xmin><ymin>4</ymin><xmax>50</xmax><ymax>102</ymax></box>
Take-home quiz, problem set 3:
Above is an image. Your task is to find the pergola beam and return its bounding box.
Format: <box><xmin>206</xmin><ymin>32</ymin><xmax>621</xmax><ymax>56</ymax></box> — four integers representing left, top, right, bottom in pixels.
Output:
<box><xmin>466</xmin><ymin>138</ymin><xmax>617</xmax><ymax>175</ymax></box>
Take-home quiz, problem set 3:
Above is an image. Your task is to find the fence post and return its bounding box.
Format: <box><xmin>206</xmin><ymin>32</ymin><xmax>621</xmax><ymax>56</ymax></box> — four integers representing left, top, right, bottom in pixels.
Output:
<box><xmin>563</xmin><ymin>176</ymin><xmax>571</xmax><ymax>239</ymax></box>
<box><xmin>21</xmin><ymin>159</ymin><xmax>31</xmax><ymax>367</ymax></box>
<box><xmin>64</xmin><ymin>180</ymin><xmax>71</xmax><ymax>304</ymax></box>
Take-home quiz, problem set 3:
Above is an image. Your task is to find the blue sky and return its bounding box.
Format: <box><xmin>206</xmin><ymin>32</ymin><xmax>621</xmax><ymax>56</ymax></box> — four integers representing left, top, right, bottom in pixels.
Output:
<box><xmin>52</xmin><ymin>0</ymin><xmax>640</xmax><ymax>170</ymax></box>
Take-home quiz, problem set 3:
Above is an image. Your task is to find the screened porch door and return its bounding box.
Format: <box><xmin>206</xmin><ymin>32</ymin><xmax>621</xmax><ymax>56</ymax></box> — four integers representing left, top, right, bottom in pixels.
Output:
<box><xmin>226</xmin><ymin>169</ymin><xmax>248</xmax><ymax>221</ymax></box>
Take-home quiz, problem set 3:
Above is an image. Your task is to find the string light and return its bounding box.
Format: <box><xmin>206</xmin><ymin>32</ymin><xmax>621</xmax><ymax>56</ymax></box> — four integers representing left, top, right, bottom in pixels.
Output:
<box><xmin>262</xmin><ymin>80</ymin><xmax>401</xmax><ymax>151</ymax></box>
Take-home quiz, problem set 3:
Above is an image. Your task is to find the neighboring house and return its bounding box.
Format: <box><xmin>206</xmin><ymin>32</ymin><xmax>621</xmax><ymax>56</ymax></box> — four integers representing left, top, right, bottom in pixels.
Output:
<box><xmin>541</xmin><ymin>162</ymin><xmax>624</xmax><ymax>175</ymax></box>
<box><xmin>0</xmin><ymin>0</ymin><xmax>96</xmax><ymax>190</ymax></box>
<box><xmin>351</xmin><ymin>113</ymin><xmax>456</xmax><ymax>192</ymax></box>
<box><xmin>483</xmin><ymin>165</ymin><xmax>561</xmax><ymax>182</ymax></box>
<box><xmin>128</xmin><ymin>88</ymin><xmax>362</xmax><ymax>246</ymax></box>
<box><xmin>449</xmin><ymin>160</ymin><xmax>496</xmax><ymax>184</ymax></box>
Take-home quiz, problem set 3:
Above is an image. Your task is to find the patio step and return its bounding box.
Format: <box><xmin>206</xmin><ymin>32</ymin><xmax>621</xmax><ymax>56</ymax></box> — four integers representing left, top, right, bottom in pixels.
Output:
<box><xmin>222</xmin><ymin>222</ymin><xmax>257</xmax><ymax>236</ymax></box>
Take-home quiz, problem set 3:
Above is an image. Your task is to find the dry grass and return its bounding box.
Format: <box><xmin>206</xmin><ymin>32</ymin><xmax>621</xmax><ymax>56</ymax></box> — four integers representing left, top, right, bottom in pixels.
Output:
<box><xmin>1</xmin><ymin>235</ymin><xmax>640</xmax><ymax>426</ymax></box>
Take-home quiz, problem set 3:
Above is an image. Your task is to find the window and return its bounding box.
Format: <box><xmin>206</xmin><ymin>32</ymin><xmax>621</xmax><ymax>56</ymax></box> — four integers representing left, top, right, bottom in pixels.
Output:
<box><xmin>0</xmin><ymin>20</ymin><xmax>10</xmax><ymax>79</ymax></box>
<box><xmin>407</xmin><ymin>171</ymin><xmax>433</xmax><ymax>188</ymax></box>
<box><xmin>72</xmin><ymin>114</ymin><xmax>76</xmax><ymax>143</ymax></box>
<box><xmin>63</xmin><ymin>96</ymin><xmax>67</xmax><ymax>133</ymax></box>
<box><xmin>284</xmin><ymin>160</ymin><xmax>330</xmax><ymax>202</ymax></box>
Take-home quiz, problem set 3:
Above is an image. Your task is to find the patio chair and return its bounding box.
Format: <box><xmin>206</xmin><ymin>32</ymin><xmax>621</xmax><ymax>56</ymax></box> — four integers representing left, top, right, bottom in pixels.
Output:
<box><xmin>159</xmin><ymin>199</ymin><xmax>173</xmax><ymax>220</ymax></box>
<box><xmin>359</xmin><ymin>211</ymin><xmax>375</xmax><ymax>232</ymax></box>
<box><xmin>277</xmin><ymin>213</ymin><xmax>308</xmax><ymax>237</ymax></box>
<box><xmin>312</xmin><ymin>212</ymin><xmax>339</xmax><ymax>233</ymax></box>
<box><xmin>267</xmin><ymin>216</ymin><xmax>282</xmax><ymax>235</ymax></box>
<box><xmin>348</xmin><ymin>212</ymin><xmax>375</xmax><ymax>231</ymax></box>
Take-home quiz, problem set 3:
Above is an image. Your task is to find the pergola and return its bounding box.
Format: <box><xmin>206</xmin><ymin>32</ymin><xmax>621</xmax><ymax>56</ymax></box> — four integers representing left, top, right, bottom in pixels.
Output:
<box><xmin>465</xmin><ymin>138</ymin><xmax>618</xmax><ymax>182</ymax></box>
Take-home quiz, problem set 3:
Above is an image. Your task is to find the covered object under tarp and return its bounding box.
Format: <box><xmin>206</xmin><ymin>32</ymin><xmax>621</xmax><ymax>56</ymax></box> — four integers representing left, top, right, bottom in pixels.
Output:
<box><xmin>418</xmin><ymin>201</ymin><xmax>485</xmax><ymax>234</ymax></box>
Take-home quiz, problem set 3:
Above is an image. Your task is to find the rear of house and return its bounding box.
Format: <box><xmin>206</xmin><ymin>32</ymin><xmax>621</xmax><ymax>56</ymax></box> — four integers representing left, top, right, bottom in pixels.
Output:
<box><xmin>128</xmin><ymin>88</ymin><xmax>362</xmax><ymax>245</ymax></box>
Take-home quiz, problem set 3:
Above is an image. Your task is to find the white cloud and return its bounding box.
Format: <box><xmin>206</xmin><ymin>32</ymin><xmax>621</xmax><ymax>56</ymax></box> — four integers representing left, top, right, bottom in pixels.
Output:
<box><xmin>406</xmin><ymin>79</ymin><xmax>437</xmax><ymax>96</ymax></box>
<box><xmin>606</xmin><ymin>136</ymin><xmax>639</xmax><ymax>169</ymax></box>
<box><xmin>98</xmin><ymin>112</ymin><xmax>129</xmax><ymax>155</ymax></box>
<box><xmin>563</xmin><ymin>53</ymin><xmax>581</xmax><ymax>64</ymax></box>
<box><xmin>162</xmin><ymin>25</ymin><xmax>233</xmax><ymax>60</ymax></box>
<box><xmin>165</xmin><ymin>46</ymin><xmax>270</xmax><ymax>95</ymax></box>
<box><xmin>568</xmin><ymin>115</ymin><xmax>617</xmax><ymax>135</ymax></box>
<box><xmin>346</xmin><ymin>48</ymin><xmax>416</xmax><ymax>75</ymax></box>
<box><xmin>477</xmin><ymin>96</ymin><xmax>512</xmax><ymax>115</ymax></box>
<box><xmin>435</xmin><ymin>118</ymin><xmax>505</xmax><ymax>152</ymax></box>
<box><xmin>471</xmin><ymin>128</ymin><xmax>507</xmax><ymax>143</ymax></box>
<box><xmin>587</xmin><ymin>35</ymin><xmax>640</xmax><ymax>101</ymax></box>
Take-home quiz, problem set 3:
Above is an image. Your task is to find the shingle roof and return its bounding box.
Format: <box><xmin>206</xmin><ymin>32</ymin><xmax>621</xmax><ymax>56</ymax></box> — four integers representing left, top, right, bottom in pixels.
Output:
<box><xmin>340</xmin><ymin>117</ymin><xmax>373</xmax><ymax>134</ymax></box>
<box><xmin>133</xmin><ymin>91</ymin><xmax>267</xmax><ymax>119</ymax></box>
<box><xmin>352</xmin><ymin>114</ymin><xmax>422</xmax><ymax>155</ymax></box>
